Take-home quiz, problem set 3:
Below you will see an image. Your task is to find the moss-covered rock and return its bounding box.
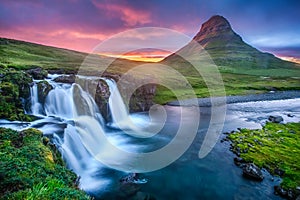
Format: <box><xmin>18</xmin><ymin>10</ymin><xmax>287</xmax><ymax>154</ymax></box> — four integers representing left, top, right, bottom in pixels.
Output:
<box><xmin>1</xmin><ymin>68</ymin><xmax>32</xmax><ymax>99</ymax></box>
<box><xmin>227</xmin><ymin>122</ymin><xmax>300</xmax><ymax>196</ymax></box>
<box><xmin>26</xmin><ymin>67</ymin><xmax>48</xmax><ymax>80</ymax></box>
<box><xmin>0</xmin><ymin>68</ymin><xmax>35</xmax><ymax>121</ymax></box>
<box><xmin>0</xmin><ymin>128</ymin><xmax>90</xmax><ymax>199</ymax></box>
<box><xmin>37</xmin><ymin>80</ymin><xmax>53</xmax><ymax>104</ymax></box>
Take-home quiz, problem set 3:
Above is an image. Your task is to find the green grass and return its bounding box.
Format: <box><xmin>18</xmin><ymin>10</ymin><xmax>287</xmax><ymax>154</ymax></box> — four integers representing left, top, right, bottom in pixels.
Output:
<box><xmin>0</xmin><ymin>128</ymin><xmax>90</xmax><ymax>199</ymax></box>
<box><xmin>1</xmin><ymin>37</ymin><xmax>300</xmax><ymax>106</ymax></box>
<box><xmin>227</xmin><ymin>122</ymin><xmax>300</xmax><ymax>190</ymax></box>
<box><xmin>0</xmin><ymin>37</ymin><xmax>143</xmax><ymax>74</ymax></box>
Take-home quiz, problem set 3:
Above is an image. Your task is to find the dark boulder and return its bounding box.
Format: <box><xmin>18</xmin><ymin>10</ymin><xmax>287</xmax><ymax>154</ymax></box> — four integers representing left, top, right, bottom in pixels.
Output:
<box><xmin>234</xmin><ymin>157</ymin><xmax>246</xmax><ymax>167</ymax></box>
<box><xmin>26</xmin><ymin>67</ymin><xmax>48</xmax><ymax>80</ymax></box>
<box><xmin>94</xmin><ymin>79</ymin><xmax>110</xmax><ymax>121</ymax></box>
<box><xmin>274</xmin><ymin>185</ymin><xmax>287</xmax><ymax>197</ymax></box>
<box><xmin>242</xmin><ymin>163</ymin><xmax>264</xmax><ymax>181</ymax></box>
<box><xmin>119</xmin><ymin>173</ymin><xmax>146</xmax><ymax>198</ymax></box>
<box><xmin>268</xmin><ymin>115</ymin><xmax>283</xmax><ymax>123</ymax></box>
<box><xmin>37</xmin><ymin>81</ymin><xmax>53</xmax><ymax>104</ymax></box>
<box><xmin>274</xmin><ymin>185</ymin><xmax>296</xmax><ymax>199</ymax></box>
<box><xmin>274</xmin><ymin>168</ymin><xmax>285</xmax><ymax>177</ymax></box>
<box><xmin>53</xmin><ymin>74</ymin><xmax>76</xmax><ymax>84</ymax></box>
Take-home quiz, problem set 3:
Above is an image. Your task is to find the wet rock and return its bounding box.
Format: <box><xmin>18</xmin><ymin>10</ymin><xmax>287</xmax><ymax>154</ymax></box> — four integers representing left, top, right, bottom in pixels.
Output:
<box><xmin>287</xmin><ymin>113</ymin><xmax>294</xmax><ymax>118</ymax></box>
<box><xmin>37</xmin><ymin>81</ymin><xmax>53</xmax><ymax>104</ymax></box>
<box><xmin>119</xmin><ymin>173</ymin><xmax>147</xmax><ymax>198</ymax></box>
<box><xmin>120</xmin><ymin>173</ymin><xmax>147</xmax><ymax>184</ymax></box>
<box><xmin>117</xmin><ymin>74</ymin><xmax>157</xmax><ymax>113</ymax></box>
<box><xmin>287</xmin><ymin>189</ymin><xmax>295</xmax><ymax>199</ymax></box>
<box><xmin>268</xmin><ymin>115</ymin><xmax>283</xmax><ymax>123</ymax></box>
<box><xmin>274</xmin><ymin>185</ymin><xmax>296</xmax><ymax>199</ymax></box>
<box><xmin>94</xmin><ymin>79</ymin><xmax>110</xmax><ymax>121</ymax></box>
<box><xmin>274</xmin><ymin>185</ymin><xmax>287</xmax><ymax>197</ymax></box>
<box><xmin>53</xmin><ymin>74</ymin><xmax>76</xmax><ymax>84</ymax></box>
<box><xmin>26</xmin><ymin>67</ymin><xmax>48</xmax><ymax>80</ymax></box>
<box><xmin>274</xmin><ymin>168</ymin><xmax>285</xmax><ymax>177</ymax></box>
<box><xmin>220</xmin><ymin>137</ymin><xmax>229</xmax><ymax>143</ymax></box>
<box><xmin>242</xmin><ymin>163</ymin><xmax>264</xmax><ymax>181</ymax></box>
<box><xmin>234</xmin><ymin>157</ymin><xmax>246</xmax><ymax>167</ymax></box>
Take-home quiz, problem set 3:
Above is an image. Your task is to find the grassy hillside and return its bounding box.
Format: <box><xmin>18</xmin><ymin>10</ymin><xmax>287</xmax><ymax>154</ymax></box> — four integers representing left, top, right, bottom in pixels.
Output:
<box><xmin>1</xmin><ymin>37</ymin><xmax>300</xmax><ymax>104</ymax></box>
<box><xmin>0</xmin><ymin>37</ymin><xmax>142</xmax><ymax>74</ymax></box>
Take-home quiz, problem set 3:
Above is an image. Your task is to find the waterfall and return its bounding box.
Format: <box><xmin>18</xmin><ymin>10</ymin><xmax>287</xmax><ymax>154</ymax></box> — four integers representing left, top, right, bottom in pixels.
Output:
<box><xmin>105</xmin><ymin>79</ymin><xmax>163</xmax><ymax>138</ymax></box>
<box><xmin>40</xmin><ymin>81</ymin><xmax>103</xmax><ymax>122</ymax></box>
<box><xmin>44</xmin><ymin>83</ymin><xmax>75</xmax><ymax>119</ymax></box>
<box><xmin>29</xmin><ymin>82</ymin><xmax>44</xmax><ymax>116</ymax></box>
<box><xmin>106</xmin><ymin>79</ymin><xmax>132</xmax><ymax>130</ymax></box>
<box><xmin>15</xmin><ymin>75</ymin><xmax>158</xmax><ymax>192</ymax></box>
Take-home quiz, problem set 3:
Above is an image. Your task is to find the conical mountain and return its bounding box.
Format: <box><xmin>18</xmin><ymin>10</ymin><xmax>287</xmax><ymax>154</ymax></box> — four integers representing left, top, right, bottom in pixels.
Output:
<box><xmin>163</xmin><ymin>15</ymin><xmax>299</xmax><ymax>74</ymax></box>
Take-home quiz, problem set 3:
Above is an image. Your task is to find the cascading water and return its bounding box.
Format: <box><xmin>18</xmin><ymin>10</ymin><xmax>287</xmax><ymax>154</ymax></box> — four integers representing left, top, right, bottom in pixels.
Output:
<box><xmin>5</xmin><ymin>75</ymin><xmax>154</xmax><ymax>195</ymax></box>
<box><xmin>44</xmin><ymin>83</ymin><xmax>75</xmax><ymax>119</ymax></box>
<box><xmin>2</xmin><ymin>74</ymin><xmax>300</xmax><ymax>199</ymax></box>
<box><xmin>106</xmin><ymin>79</ymin><xmax>130</xmax><ymax>127</ymax></box>
<box><xmin>29</xmin><ymin>82</ymin><xmax>44</xmax><ymax>116</ymax></box>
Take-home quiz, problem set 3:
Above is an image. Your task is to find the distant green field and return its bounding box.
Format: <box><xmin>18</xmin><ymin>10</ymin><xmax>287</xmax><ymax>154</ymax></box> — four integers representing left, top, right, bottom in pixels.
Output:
<box><xmin>1</xmin><ymin>37</ymin><xmax>300</xmax><ymax>104</ymax></box>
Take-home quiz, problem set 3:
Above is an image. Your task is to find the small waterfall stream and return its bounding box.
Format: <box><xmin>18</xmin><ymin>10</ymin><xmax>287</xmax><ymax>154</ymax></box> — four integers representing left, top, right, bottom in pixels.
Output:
<box><xmin>29</xmin><ymin>82</ymin><xmax>44</xmax><ymax>116</ymax></box>
<box><xmin>26</xmin><ymin>75</ymin><xmax>143</xmax><ymax>192</ymax></box>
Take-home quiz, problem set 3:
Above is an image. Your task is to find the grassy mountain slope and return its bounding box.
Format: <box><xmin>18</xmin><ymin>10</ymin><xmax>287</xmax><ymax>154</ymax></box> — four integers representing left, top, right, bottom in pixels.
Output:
<box><xmin>0</xmin><ymin>37</ymin><xmax>142</xmax><ymax>74</ymax></box>
<box><xmin>158</xmin><ymin>15</ymin><xmax>300</xmax><ymax>103</ymax></box>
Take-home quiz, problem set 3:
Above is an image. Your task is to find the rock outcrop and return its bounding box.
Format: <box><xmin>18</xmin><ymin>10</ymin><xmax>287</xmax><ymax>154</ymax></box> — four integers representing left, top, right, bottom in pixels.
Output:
<box><xmin>37</xmin><ymin>81</ymin><xmax>53</xmax><ymax>105</ymax></box>
<box><xmin>26</xmin><ymin>67</ymin><xmax>48</xmax><ymax>80</ymax></box>
<box><xmin>268</xmin><ymin>115</ymin><xmax>284</xmax><ymax>123</ymax></box>
<box><xmin>53</xmin><ymin>74</ymin><xmax>76</xmax><ymax>84</ymax></box>
<box><xmin>242</xmin><ymin>163</ymin><xmax>264</xmax><ymax>181</ymax></box>
<box><xmin>94</xmin><ymin>79</ymin><xmax>110</xmax><ymax>121</ymax></box>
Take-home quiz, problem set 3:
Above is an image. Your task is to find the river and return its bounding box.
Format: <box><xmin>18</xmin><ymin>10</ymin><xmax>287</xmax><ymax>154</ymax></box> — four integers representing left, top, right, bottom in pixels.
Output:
<box><xmin>0</xmin><ymin>75</ymin><xmax>299</xmax><ymax>199</ymax></box>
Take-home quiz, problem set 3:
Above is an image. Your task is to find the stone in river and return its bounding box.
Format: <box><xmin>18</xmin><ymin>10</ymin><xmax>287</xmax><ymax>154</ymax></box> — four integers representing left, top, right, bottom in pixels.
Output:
<box><xmin>242</xmin><ymin>163</ymin><xmax>264</xmax><ymax>181</ymax></box>
<box><xmin>268</xmin><ymin>115</ymin><xmax>283</xmax><ymax>123</ymax></box>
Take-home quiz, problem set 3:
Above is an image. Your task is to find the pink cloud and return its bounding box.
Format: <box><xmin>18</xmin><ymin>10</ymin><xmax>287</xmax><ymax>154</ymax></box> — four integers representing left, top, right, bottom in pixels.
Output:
<box><xmin>92</xmin><ymin>1</ymin><xmax>152</xmax><ymax>26</ymax></box>
<box><xmin>0</xmin><ymin>27</ymin><xmax>104</xmax><ymax>53</ymax></box>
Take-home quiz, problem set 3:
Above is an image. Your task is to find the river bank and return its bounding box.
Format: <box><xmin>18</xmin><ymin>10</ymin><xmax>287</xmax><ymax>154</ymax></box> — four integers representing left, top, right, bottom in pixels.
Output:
<box><xmin>225</xmin><ymin>122</ymin><xmax>300</xmax><ymax>199</ymax></box>
<box><xmin>167</xmin><ymin>90</ymin><xmax>300</xmax><ymax>107</ymax></box>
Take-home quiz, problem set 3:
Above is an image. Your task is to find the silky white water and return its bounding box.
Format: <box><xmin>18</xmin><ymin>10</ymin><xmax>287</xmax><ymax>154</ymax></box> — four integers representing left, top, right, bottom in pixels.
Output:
<box><xmin>1</xmin><ymin>74</ymin><xmax>299</xmax><ymax>199</ymax></box>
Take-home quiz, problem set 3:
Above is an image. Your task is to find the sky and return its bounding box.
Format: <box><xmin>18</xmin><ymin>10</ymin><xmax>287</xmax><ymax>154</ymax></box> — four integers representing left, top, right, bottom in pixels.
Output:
<box><xmin>0</xmin><ymin>0</ymin><xmax>300</xmax><ymax>62</ymax></box>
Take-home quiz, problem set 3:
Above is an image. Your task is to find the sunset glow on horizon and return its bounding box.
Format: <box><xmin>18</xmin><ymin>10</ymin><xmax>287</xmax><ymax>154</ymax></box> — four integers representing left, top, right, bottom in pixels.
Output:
<box><xmin>0</xmin><ymin>0</ymin><xmax>299</xmax><ymax>62</ymax></box>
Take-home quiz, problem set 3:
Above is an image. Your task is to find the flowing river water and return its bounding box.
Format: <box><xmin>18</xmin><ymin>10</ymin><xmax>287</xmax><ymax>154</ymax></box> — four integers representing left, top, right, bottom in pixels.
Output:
<box><xmin>0</xmin><ymin>75</ymin><xmax>299</xmax><ymax>199</ymax></box>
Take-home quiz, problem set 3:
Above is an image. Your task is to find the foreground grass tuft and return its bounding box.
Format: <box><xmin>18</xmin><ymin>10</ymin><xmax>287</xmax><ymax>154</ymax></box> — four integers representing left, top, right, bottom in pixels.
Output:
<box><xmin>0</xmin><ymin>128</ymin><xmax>90</xmax><ymax>199</ymax></box>
<box><xmin>227</xmin><ymin>122</ymin><xmax>300</xmax><ymax>190</ymax></box>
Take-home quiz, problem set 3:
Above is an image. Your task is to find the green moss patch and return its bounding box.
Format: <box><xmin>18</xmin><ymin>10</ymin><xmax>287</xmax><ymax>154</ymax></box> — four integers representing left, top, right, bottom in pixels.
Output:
<box><xmin>227</xmin><ymin>122</ymin><xmax>300</xmax><ymax>190</ymax></box>
<box><xmin>0</xmin><ymin>128</ymin><xmax>90</xmax><ymax>199</ymax></box>
<box><xmin>0</xmin><ymin>67</ymin><xmax>36</xmax><ymax>121</ymax></box>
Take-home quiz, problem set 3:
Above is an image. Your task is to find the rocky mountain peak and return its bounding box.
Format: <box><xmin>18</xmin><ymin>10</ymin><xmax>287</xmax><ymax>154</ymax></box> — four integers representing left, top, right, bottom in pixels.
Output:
<box><xmin>193</xmin><ymin>15</ymin><xmax>240</xmax><ymax>46</ymax></box>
